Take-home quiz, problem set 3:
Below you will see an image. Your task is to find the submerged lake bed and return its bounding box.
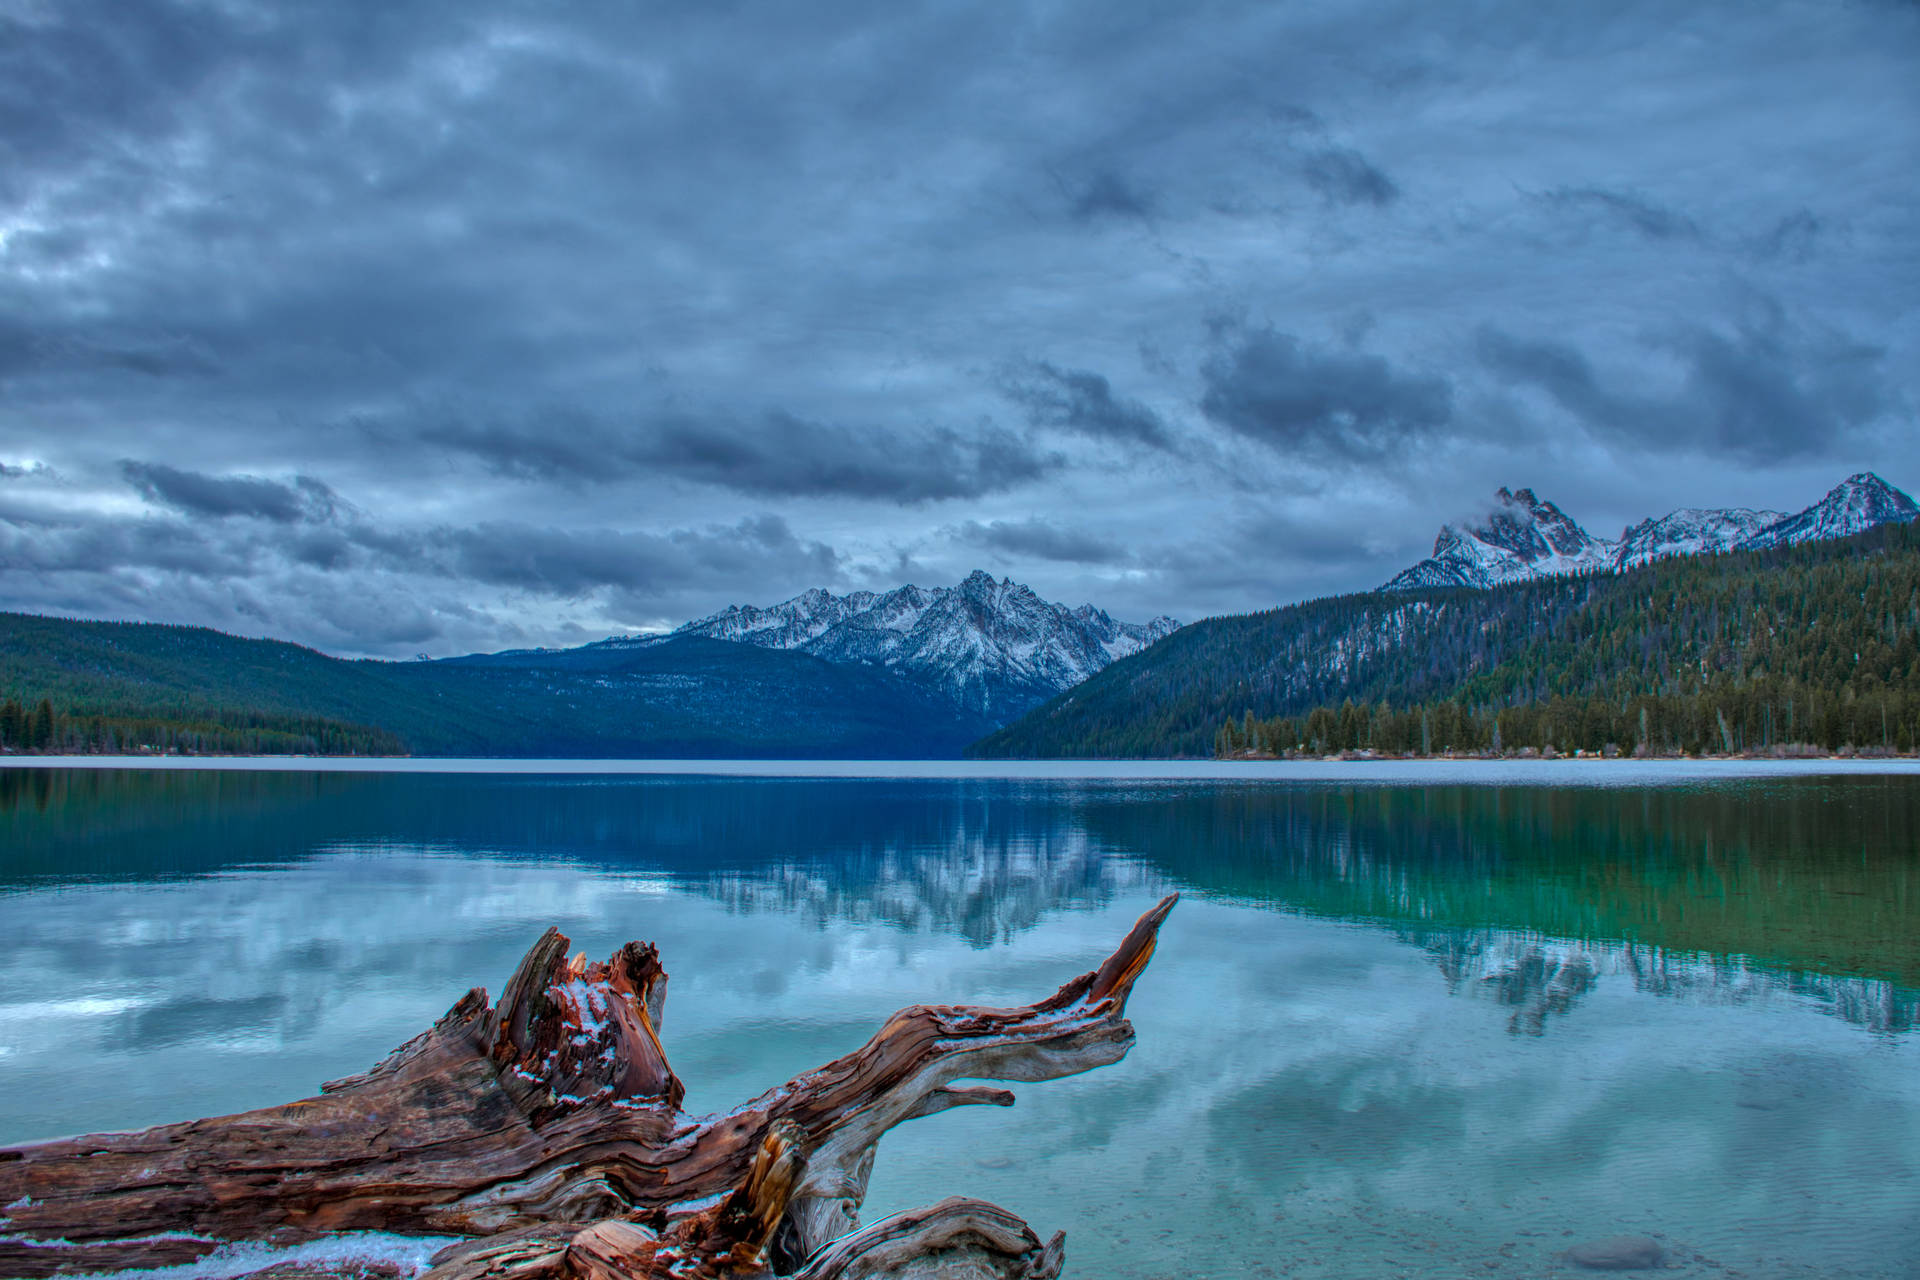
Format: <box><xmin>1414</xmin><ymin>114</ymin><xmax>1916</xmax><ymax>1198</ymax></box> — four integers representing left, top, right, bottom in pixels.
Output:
<box><xmin>1</xmin><ymin>762</ymin><xmax>1915</xmax><ymax>1279</ymax></box>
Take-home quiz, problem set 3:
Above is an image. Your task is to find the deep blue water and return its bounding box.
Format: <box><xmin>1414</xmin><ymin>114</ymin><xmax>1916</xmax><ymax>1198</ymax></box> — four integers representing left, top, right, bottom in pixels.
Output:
<box><xmin>1</xmin><ymin>763</ymin><xmax>1915</xmax><ymax>1279</ymax></box>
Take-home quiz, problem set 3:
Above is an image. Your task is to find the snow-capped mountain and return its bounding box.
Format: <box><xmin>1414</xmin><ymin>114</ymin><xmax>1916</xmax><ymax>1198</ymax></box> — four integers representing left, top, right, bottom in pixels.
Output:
<box><xmin>603</xmin><ymin>571</ymin><xmax>1179</xmax><ymax>724</ymax></box>
<box><xmin>1382</xmin><ymin>487</ymin><xmax>1616</xmax><ymax>590</ymax></box>
<box><xmin>1735</xmin><ymin>473</ymin><xmax>1919</xmax><ymax>551</ymax></box>
<box><xmin>650</xmin><ymin>586</ymin><xmax>883</xmax><ymax>651</ymax></box>
<box><xmin>1613</xmin><ymin>507</ymin><xmax>1785</xmax><ymax>570</ymax></box>
<box><xmin>1384</xmin><ymin>472</ymin><xmax>1917</xmax><ymax>592</ymax></box>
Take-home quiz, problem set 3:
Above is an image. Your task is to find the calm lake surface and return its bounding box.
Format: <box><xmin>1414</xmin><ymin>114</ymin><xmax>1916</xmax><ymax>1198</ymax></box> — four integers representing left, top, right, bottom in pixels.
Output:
<box><xmin>1</xmin><ymin>763</ymin><xmax>1915</xmax><ymax>1279</ymax></box>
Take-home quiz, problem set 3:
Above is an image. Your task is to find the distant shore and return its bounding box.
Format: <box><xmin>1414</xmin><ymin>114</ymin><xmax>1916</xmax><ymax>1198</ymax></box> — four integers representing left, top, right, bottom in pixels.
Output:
<box><xmin>3</xmin><ymin>755</ymin><xmax>1919</xmax><ymax>781</ymax></box>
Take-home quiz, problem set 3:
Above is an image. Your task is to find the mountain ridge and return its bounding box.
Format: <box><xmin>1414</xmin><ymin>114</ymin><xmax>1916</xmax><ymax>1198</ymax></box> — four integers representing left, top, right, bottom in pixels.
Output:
<box><xmin>599</xmin><ymin>569</ymin><xmax>1179</xmax><ymax>724</ymax></box>
<box><xmin>0</xmin><ymin>615</ymin><xmax>994</xmax><ymax>757</ymax></box>
<box><xmin>6</xmin><ymin>473</ymin><xmax>1912</xmax><ymax>761</ymax></box>
<box><xmin>1737</xmin><ymin>472</ymin><xmax>1919</xmax><ymax>550</ymax></box>
<box><xmin>972</xmin><ymin>518</ymin><xmax>1920</xmax><ymax>759</ymax></box>
<box><xmin>1384</xmin><ymin>472</ymin><xmax>1915</xmax><ymax>592</ymax></box>
<box><xmin>0</xmin><ymin>571</ymin><xmax>1179</xmax><ymax>757</ymax></box>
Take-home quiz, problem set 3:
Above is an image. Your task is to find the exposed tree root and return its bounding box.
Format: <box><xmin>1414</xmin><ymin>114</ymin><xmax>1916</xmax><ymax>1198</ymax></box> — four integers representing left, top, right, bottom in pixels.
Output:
<box><xmin>0</xmin><ymin>896</ymin><xmax>1176</xmax><ymax>1279</ymax></box>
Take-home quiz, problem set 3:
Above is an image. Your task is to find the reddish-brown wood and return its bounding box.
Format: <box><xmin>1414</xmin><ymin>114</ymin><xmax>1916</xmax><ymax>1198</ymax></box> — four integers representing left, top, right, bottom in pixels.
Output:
<box><xmin>0</xmin><ymin>895</ymin><xmax>1176</xmax><ymax>1279</ymax></box>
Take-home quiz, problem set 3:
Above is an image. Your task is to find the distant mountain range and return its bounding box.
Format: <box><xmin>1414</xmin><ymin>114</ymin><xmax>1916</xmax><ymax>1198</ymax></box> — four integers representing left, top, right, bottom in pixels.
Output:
<box><xmin>974</xmin><ymin>516</ymin><xmax>1920</xmax><ymax>760</ymax></box>
<box><xmin>4</xmin><ymin>472</ymin><xmax>1912</xmax><ymax>760</ymax></box>
<box><xmin>590</xmin><ymin>569</ymin><xmax>1179</xmax><ymax>724</ymax></box>
<box><xmin>0</xmin><ymin>612</ymin><xmax>1005</xmax><ymax>758</ymax></box>
<box><xmin>1</xmin><ymin>574</ymin><xmax>1178</xmax><ymax>758</ymax></box>
<box><xmin>1383</xmin><ymin>472</ymin><xmax>1916</xmax><ymax>592</ymax></box>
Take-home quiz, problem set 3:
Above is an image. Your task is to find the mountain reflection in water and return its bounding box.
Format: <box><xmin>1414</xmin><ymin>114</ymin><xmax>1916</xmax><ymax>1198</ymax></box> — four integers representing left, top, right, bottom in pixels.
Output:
<box><xmin>4</xmin><ymin>768</ymin><xmax>1910</xmax><ymax>1025</ymax></box>
<box><xmin>1</xmin><ymin>766</ymin><xmax>1916</xmax><ymax>1279</ymax></box>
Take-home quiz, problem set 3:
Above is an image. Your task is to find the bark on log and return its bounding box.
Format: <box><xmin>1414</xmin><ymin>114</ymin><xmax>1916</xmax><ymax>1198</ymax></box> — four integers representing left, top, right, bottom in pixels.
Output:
<box><xmin>0</xmin><ymin>895</ymin><xmax>1176</xmax><ymax>1279</ymax></box>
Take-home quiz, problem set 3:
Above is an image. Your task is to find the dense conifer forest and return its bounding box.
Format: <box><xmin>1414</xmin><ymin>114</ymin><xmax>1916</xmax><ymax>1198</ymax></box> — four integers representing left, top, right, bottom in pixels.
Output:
<box><xmin>972</xmin><ymin>522</ymin><xmax>1920</xmax><ymax>759</ymax></box>
<box><xmin>7</xmin><ymin>523</ymin><xmax>1916</xmax><ymax>760</ymax></box>
<box><xmin>0</xmin><ymin>694</ymin><xmax>404</xmax><ymax>757</ymax></box>
<box><xmin>0</xmin><ymin>614</ymin><xmax>982</xmax><ymax>758</ymax></box>
<box><xmin>0</xmin><ymin>614</ymin><xmax>487</xmax><ymax>756</ymax></box>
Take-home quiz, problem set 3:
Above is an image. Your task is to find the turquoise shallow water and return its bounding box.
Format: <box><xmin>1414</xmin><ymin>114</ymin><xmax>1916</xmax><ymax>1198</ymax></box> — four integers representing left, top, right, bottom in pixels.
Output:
<box><xmin>0</xmin><ymin>766</ymin><xmax>1915</xmax><ymax>1279</ymax></box>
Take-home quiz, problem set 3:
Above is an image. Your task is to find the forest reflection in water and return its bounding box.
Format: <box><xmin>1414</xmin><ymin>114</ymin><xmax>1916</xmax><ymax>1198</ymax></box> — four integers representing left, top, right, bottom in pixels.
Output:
<box><xmin>1</xmin><ymin>766</ymin><xmax>1916</xmax><ymax>1278</ymax></box>
<box><xmin>3</xmin><ymin>765</ymin><xmax>1912</xmax><ymax>1002</ymax></box>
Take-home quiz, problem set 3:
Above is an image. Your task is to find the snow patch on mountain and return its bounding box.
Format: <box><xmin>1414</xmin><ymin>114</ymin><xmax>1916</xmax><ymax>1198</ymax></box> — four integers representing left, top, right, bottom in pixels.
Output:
<box><xmin>653</xmin><ymin>586</ymin><xmax>883</xmax><ymax>650</ymax></box>
<box><xmin>614</xmin><ymin>571</ymin><xmax>1178</xmax><ymax>724</ymax></box>
<box><xmin>1383</xmin><ymin>487</ymin><xmax>1616</xmax><ymax>590</ymax></box>
<box><xmin>1613</xmin><ymin>507</ymin><xmax>1785</xmax><ymax>569</ymax></box>
<box><xmin>1736</xmin><ymin>472</ymin><xmax>1919</xmax><ymax>550</ymax></box>
<box><xmin>1385</xmin><ymin>472</ymin><xmax>1917</xmax><ymax>593</ymax></box>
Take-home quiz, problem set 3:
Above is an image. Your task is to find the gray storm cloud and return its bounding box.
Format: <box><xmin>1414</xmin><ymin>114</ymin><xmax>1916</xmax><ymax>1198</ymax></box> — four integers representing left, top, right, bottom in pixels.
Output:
<box><xmin>1004</xmin><ymin>364</ymin><xmax>1174</xmax><ymax>452</ymax></box>
<box><xmin>1199</xmin><ymin>328</ymin><xmax>1455</xmax><ymax>462</ymax></box>
<box><xmin>406</xmin><ymin>411</ymin><xmax>1061</xmax><ymax>504</ymax></box>
<box><xmin>1302</xmin><ymin>148</ymin><xmax>1399</xmax><ymax>207</ymax></box>
<box><xmin>121</xmin><ymin>462</ymin><xmax>337</xmax><ymax>523</ymax></box>
<box><xmin>0</xmin><ymin>0</ymin><xmax>1914</xmax><ymax>653</ymax></box>
<box><xmin>958</xmin><ymin>517</ymin><xmax>1132</xmax><ymax>566</ymax></box>
<box><xmin>1540</xmin><ymin>188</ymin><xmax>1701</xmax><ymax>242</ymax></box>
<box><xmin>1477</xmin><ymin>308</ymin><xmax>1891</xmax><ymax>465</ymax></box>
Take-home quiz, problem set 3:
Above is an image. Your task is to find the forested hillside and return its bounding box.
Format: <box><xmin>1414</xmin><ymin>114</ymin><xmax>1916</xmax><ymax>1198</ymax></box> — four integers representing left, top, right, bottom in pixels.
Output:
<box><xmin>970</xmin><ymin>523</ymin><xmax>1920</xmax><ymax>758</ymax></box>
<box><xmin>420</xmin><ymin>636</ymin><xmax>989</xmax><ymax>757</ymax></box>
<box><xmin>10</xmin><ymin>522</ymin><xmax>1917</xmax><ymax>760</ymax></box>
<box><xmin>0</xmin><ymin>615</ymin><xmax>446</xmax><ymax>755</ymax></box>
<box><xmin>0</xmin><ymin>617</ymin><xmax>985</xmax><ymax>757</ymax></box>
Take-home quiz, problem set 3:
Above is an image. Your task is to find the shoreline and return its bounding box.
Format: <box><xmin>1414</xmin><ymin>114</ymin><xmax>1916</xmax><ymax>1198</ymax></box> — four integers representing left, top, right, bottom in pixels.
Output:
<box><xmin>3</xmin><ymin>754</ymin><xmax>1919</xmax><ymax>781</ymax></box>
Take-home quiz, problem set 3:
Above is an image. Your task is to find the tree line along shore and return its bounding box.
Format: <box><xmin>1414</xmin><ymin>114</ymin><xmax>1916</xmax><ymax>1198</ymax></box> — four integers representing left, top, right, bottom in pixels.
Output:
<box><xmin>0</xmin><ymin>696</ymin><xmax>403</xmax><ymax>757</ymax></box>
<box><xmin>5</xmin><ymin>522</ymin><xmax>1917</xmax><ymax>762</ymax></box>
<box><xmin>976</xmin><ymin>522</ymin><xmax>1920</xmax><ymax>760</ymax></box>
<box><xmin>1215</xmin><ymin>688</ymin><xmax>1918</xmax><ymax>760</ymax></box>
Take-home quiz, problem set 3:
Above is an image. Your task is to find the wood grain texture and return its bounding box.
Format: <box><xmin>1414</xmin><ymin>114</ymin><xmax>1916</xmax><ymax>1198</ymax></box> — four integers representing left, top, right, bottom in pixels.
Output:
<box><xmin>0</xmin><ymin>896</ymin><xmax>1177</xmax><ymax>1279</ymax></box>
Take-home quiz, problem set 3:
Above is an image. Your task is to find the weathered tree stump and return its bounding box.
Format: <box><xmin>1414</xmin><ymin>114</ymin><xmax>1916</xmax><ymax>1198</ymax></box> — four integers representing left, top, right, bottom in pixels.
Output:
<box><xmin>0</xmin><ymin>895</ymin><xmax>1177</xmax><ymax>1279</ymax></box>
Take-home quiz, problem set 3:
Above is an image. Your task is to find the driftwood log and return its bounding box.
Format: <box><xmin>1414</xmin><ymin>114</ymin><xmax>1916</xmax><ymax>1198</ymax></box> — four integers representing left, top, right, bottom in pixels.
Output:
<box><xmin>0</xmin><ymin>895</ymin><xmax>1177</xmax><ymax>1279</ymax></box>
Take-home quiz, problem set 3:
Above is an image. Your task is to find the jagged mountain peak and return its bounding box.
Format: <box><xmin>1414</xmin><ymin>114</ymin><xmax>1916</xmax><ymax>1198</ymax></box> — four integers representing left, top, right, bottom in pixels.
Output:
<box><xmin>1386</xmin><ymin>471</ymin><xmax>1917</xmax><ymax>592</ymax></box>
<box><xmin>1613</xmin><ymin>506</ymin><xmax>1785</xmax><ymax>569</ymax></box>
<box><xmin>1736</xmin><ymin>471</ymin><xmax>1918</xmax><ymax>552</ymax></box>
<box><xmin>1383</xmin><ymin>486</ymin><xmax>1615</xmax><ymax>591</ymax></box>
<box><xmin>1843</xmin><ymin>470</ymin><xmax>1902</xmax><ymax>493</ymax></box>
<box><xmin>1072</xmin><ymin>602</ymin><xmax>1118</xmax><ymax>629</ymax></box>
<box><xmin>658</xmin><ymin>573</ymin><xmax>1179</xmax><ymax>725</ymax></box>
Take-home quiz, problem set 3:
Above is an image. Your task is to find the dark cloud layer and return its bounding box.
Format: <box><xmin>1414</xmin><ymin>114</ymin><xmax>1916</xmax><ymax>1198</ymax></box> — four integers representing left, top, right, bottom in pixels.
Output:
<box><xmin>1478</xmin><ymin>309</ymin><xmax>1890</xmax><ymax>464</ymax></box>
<box><xmin>407</xmin><ymin>412</ymin><xmax>1057</xmax><ymax>504</ymax></box>
<box><xmin>958</xmin><ymin>518</ymin><xmax>1131</xmax><ymax>565</ymax></box>
<box><xmin>1541</xmin><ymin>187</ymin><xmax>1700</xmax><ymax>241</ymax></box>
<box><xmin>8</xmin><ymin>477</ymin><xmax>832</xmax><ymax>597</ymax></box>
<box><xmin>422</xmin><ymin>515</ymin><xmax>839</xmax><ymax>598</ymax></box>
<box><xmin>1005</xmin><ymin>364</ymin><xmax>1172</xmax><ymax>450</ymax></box>
<box><xmin>121</xmin><ymin>463</ymin><xmax>335</xmax><ymax>523</ymax></box>
<box><xmin>1754</xmin><ymin>210</ymin><xmax>1822</xmax><ymax>263</ymax></box>
<box><xmin>0</xmin><ymin>318</ymin><xmax>221</xmax><ymax>380</ymax></box>
<box><xmin>1303</xmin><ymin>148</ymin><xmax>1399</xmax><ymax>207</ymax></box>
<box><xmin>1200</xmin><ymin>329</ymin><xmax>1454</xmax><ymax>462</ymax></box>
<box><xmin>1065</xmin><ymin>170</ymin><xmax>1156</xmax><ymax>222</ymax></box>
<box><xmin>1</xmin><ymin>467</ymin><xmax>840</xmax><ymax>651</ymax></box>
<box><xmin>0</xmin><ymin>0</ymin><xmax>1914</xmax><ymax>651</ymax></box>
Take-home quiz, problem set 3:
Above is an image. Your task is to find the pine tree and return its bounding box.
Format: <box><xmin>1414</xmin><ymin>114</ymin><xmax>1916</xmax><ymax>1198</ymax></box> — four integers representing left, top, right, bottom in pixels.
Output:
<box><xmin>0</xmin><ymin>699</ymin><xmax>21</xmax><ymax>749</ymax></box>
<box><xmin>30</xmin><ymin>699</ymin><xmax>54</xmax><ymax>752</ymax></box>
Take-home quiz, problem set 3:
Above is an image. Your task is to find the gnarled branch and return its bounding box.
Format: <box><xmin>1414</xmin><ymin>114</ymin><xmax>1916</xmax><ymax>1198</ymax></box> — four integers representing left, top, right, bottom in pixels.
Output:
<box><xmin>0</xmin><ymin>896</ymin><xmax>1177</xmax><ymax>1279</ymax></box>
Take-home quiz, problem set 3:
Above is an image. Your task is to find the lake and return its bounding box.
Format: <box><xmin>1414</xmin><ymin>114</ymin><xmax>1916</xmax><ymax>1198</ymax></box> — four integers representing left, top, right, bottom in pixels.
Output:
<box><xmin>1</xmin><ymin>761</ymin><xmax>1916</xmax><ymax>1279</ymax></box>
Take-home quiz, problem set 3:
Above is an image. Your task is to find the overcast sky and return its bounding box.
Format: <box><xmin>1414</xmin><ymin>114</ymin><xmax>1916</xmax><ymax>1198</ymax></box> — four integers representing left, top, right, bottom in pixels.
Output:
<box><xmin>2</xmin><ymin>0</ymin><xmax>1916</xmax><ymax>656</ymax></box>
